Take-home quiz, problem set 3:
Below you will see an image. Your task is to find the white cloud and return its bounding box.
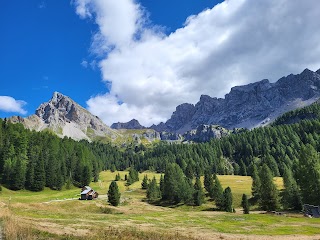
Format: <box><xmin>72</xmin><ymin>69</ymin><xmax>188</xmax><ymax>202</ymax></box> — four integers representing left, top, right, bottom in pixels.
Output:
<box><xmin>75</xmin><ymin>0</ymin><xmax>320</xmax><ymax>127</ymax></box>
<box><xmin>81</xmin><ymin>60</ymin><xmax>88</xmax><ymax>68</ymax></box>
<box><xmin>0</xmin><ymin>96</ymin><xmax>27</xmax><ymax>115</ymax></box>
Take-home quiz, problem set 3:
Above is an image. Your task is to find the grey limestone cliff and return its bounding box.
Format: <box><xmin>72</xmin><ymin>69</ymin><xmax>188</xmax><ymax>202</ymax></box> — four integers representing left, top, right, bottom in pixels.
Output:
<box><xmin>152</xmin><ymin>68</ymin><xmax>320</xmax><ymax>133</ymax></box>
<box><xmin>111</xmin><ymin>119</ymin><xmax>146</xmax><ymax>129</ymax></box>
<box><xmin>9</xmin><ymin>92</ymin><xmax>119</xmax><ymax>141</ymax></box>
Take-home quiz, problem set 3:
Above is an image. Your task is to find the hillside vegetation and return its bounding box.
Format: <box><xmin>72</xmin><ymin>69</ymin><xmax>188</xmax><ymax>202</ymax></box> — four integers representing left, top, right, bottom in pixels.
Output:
<box><xmin>1</xmin><ymin>171</ymin><xmax>319</xmax><ymax>240</ymax></box>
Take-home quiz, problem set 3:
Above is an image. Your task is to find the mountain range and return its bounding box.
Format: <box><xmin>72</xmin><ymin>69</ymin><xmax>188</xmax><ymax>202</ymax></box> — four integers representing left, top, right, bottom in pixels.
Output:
<box><xmin>7</xmin><ymin>68</ymin><xmax>320</xmax><ymax>143</ymax></box>
<box><xmin>147</xmin><ymin>68</ymin><xmax>320</xmax><ymax>133</ymax></box>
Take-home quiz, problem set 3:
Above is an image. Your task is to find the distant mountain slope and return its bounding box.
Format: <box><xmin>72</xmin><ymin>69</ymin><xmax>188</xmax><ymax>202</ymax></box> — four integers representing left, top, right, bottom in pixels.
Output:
<box><xmin>9</xmin><ymin>92</ymin><xmax>120</xmax><ymax>141</ymax></box>
<box><xmin>111</xmin><ymin>119</ymin><xmax>146</xmax><ymax>129</ymax></box>
<box><xmin>272</xmin><ymin>99</ymin><xmax>320</xmax><ymax>126</ymax></box>
<box><xmin>152</xmin><ymin>68</ymin><xmax>320</xmax><ymax>133</ymax></box>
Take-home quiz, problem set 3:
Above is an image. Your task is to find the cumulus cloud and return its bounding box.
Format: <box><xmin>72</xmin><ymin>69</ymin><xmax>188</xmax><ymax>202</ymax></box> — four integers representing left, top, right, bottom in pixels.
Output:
<box><xmin>74</xmin><ymin>0</ymin><xmax>320</xmax><ymax>127</ymax></box>
<box><xmin>0</xmin><ymin>96</ymin><xmax>27</xmax><ymax>115</ymax></box>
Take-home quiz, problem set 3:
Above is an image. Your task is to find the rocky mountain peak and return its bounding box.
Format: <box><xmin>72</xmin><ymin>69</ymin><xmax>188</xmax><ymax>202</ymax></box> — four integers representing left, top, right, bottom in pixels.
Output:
<box><xmin>12</xmin><ymin>92</ymin><xmax>119</xmax><ymax>141</ymax></box>
<box><xmin>111</xmin><ymin>119</ymin><xmax>146</xmax><ymax>129</ymax></box>
<box><xmin>152</xmin><ymin>68</ymin><xmax>320</xmax><ymax>132</ymax></box>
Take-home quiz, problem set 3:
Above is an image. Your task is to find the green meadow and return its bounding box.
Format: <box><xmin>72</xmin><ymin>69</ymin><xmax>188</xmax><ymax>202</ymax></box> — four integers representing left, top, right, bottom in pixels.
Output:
<box><xmin>0</xmin><ymin>171</ymin><xmax>319</xmax><ymax>240</ymax></box>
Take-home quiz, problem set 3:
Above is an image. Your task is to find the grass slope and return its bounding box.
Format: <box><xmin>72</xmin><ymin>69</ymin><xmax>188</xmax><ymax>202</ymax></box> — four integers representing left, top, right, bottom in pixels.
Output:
<box><xmin>0</xmin><ymin>171</ymin><xmax>318</xmax><ymax>240</ymax></box>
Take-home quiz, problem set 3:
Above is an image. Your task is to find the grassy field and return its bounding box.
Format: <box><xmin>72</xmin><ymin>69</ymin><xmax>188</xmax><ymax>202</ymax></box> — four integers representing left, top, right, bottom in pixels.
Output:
<box><xmin>0</xmin><ymin>171</ymin><xmax>319</xmax><ymax>240</ymax></box>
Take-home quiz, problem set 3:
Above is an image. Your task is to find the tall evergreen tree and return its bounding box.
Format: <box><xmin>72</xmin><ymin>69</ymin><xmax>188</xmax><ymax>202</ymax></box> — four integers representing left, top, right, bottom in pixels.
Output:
<box><xmin>193</xmin><ymin>177</ymin><xmax>205</xmax><ymax>206</ymax></box>
<box><xmin>296</xmin><ymin>144</ymin><xmax>320</xmax><ymax>205</ymax></box>
<box><xmin>127</xmin><ymin>167</ymin><xmax>139</xmax><ymax>185</ymax></box>
<box><xmin>213</xmin><ymin>175</ymin><xmax>224</xmax><ymax>209</ymax></box>
<box><xmin>281</xmin><ymin>165</ymin><xmax>302</xmax><ymax>210</ymax></box>
<box><xmin>204</xmin><ymin>170</ymin><xmax>212</xmax><ymax>192</ymax></box>
<box><xmin>250</xmin><ymin>164</ymin><xmax>261</xmax><ymax>204</ymax></box>
<box><xmin>81</xmin><ymin>165</ymin><xmax>91</xmax><ymax>187</ymax></box>
<box><xmin>108</xmin><ymin>181</ymin><xmax>121</xmax><ymax>206</ymax></box>
<box><xmin>146</xmin><ymin>177</ymin><xmax>161</xmax><ymax>201</ymax></box>
<box><xmin>258</xmin><ymin>164</ymin><xmax>280</xmax><ymax>211</ymax></box>
<box><xmin>159</xmin><ymin>174</ymin><xmax>164</xmax><ymax>195</ymax></box>
<box><xmin>223</xmin><ymin>187</ymin><xmax>233</xmax><ymax>212</ymax></box>
<box><xmin>241</xmin><ymin>194</ymin><xmax>250</xmax><ymax>214</ymax></box>
<box><xmin>162</xmin><ymin>163</ymin><xmax>192</xmax><ymax>204</ymax></box>
<box><xmin>141</xmin><ymin>175</ymin><xmax>148</xmax><ymax>189</ymax></box>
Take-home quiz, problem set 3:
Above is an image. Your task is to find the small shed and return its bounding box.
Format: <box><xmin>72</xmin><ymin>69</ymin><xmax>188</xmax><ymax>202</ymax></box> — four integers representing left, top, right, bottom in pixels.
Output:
<box><xmin>80</xmin><ymin>186</ymin><xmax>98</xmax><ymax>200</ymax></box>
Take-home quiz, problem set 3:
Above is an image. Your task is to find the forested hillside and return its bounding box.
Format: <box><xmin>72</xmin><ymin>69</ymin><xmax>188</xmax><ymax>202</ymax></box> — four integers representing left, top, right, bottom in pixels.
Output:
<box><xmin>1</xmin><ymin>109</ymin><xmax>320</xmax><ymax>206</ymax></box>
<box><xmin>0</xmin><ymin>119</ymin><xmax>123</xmax><ymax>191</ymax></box>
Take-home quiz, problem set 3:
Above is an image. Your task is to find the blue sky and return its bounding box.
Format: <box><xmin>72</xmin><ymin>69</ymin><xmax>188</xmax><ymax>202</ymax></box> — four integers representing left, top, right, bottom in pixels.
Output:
<box><xmin>1</xmin><ymin>0</ymin><xmax>320</xmax><ymax>126</ymax></box>
<box><xmin>0</xmin><ymin>0</ymin><xmax>221</xmax><ymax>119</ymax></box>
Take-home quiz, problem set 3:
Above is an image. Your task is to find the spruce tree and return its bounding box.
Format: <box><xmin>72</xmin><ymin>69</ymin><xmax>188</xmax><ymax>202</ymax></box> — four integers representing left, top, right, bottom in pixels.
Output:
<box><xmin>127</xmin><ymin>167</ymin><xmax>139</xmax><ymax>185</ymax></box>
<box><xmin>206</xmin><ymin>174</ymin><xmax>215</xmax><ymax>199</ymax></box>
<box><xmin>108</xmin><ymin>181</ymin><xmax>121</xmax><ymax>206</ymax></box>
<box><xmin>204</xmin><ymin>170</ymin><xmax>212</xmax><ymax>192</ymax></box>
<box><xmin>159</xmin><ymin>174</ymin><xmax>164</xmax><ymax>195</ymax></box>
<box><xmin>251</xmin><ymin>164</ymin><xmax>261</xmax><ymax>204</ymax></box>
<box><xmin>258</xmin><ymin>164</ymin><xmax>280</xmax><ymax>211</ymax></box>
<box><xmin>239</xmin><ymin>160</ymin><xmax>247</xmax><ymax>176</ymax></box>
<box><xmin>193</xmin><ymin>177</ymin><xmax>205</xmax><ymax>206</ymax></box>
<box><xmin>146</xmin><ymin>177</ymin><xmax>161</xmax><ymax>201</ymax></box>
<box><xmin>162</xmin><ymin>163</ymin><xmax>192</xmax><ymax>204</ymax></box>
<box><xmin>296</xmin><ymin>144</ymin><xmax>320</xmax><ymax>205</ymax></box>
<box><xmin>115</xmin><ymin>173</ymin><xmax>121</xmax><ymax>181</ymax></box>
<box><xmin>213</xmin><ymin>175</ymin><xmax>224</xmax><ymax>209</ymax></box>
<box><xmin>141</xmin><ymin>175</ymin><xmax>148</xmax><ymax>189</ymax></box>
<box><xmin>223</xmin><ymin>187</ymin><xmax>233</xmax><ymax>212</ymax></box>
<box><xmin>81</xmin><ymin>166</ymin><xmax>91</xmax><ymax>187</ymax></box>
<box><xmin>241</xmin><ymin>194</ymin><xmax>250</xmax><ymax>214</ymax></box>
<box><xmin>281</xmin><ymin>166</ymin><xmax>302</xmax><ymax>210</ymax></box>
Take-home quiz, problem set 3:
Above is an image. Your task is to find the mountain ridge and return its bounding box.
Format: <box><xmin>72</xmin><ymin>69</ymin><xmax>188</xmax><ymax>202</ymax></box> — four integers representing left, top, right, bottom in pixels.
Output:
<box><xmin>150</xmin><ymin>68</ymin><xmax>320</xmax><ymax>133</ymax></box>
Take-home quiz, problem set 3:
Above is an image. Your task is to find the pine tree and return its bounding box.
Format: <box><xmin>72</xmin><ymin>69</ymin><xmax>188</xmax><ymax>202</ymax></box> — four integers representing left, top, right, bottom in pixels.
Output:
<box><xmin>66</xmin><ymin>173</ymin><xmax>72</xmax><ymax>190</ymax></box>
<box><xmin>193</xmin><ymin>177</ymin><xmax>205</xmax><ymax>206</ymax></box>
<box><xmin>141</xmin><ymin>175</ymin><xmax>148</xmax><ymax>189</ymax></box>
<box><xmin>213</xmin><ymin>175</ymin><xmax>224</xmax><ymax>209</ymax></box>
<box><xmin>81</xmin><ymin>165</ymin><xmax>91</xmax><ymax>187</ymax></box>
<box><xmin>241</xmin><ymin>194</ymin><xmax>250</xmax><ymax>214</ymax></box>
<box><xmin>239</xmin><ymin>160</ymin><xmax>247</xmax><ymax>176</ymax></box>
<box><xmin>159</xmin><ymin>174</ymin><xmax>164</xmax><ymax>195</ymax></box>
<box><xmin>258</xmin><ymin>164</ymin><xmax>280</xmax><ymax>211</ymax></box>
<box><xmin>146</xmin><ymin>177</ymin><xmax>161</xmax><ymax>201</ymax></box>
<box><xmin>32</xmin><ymin>153</ymin><xmax>46</xmax><ymax>191</ymax></box>
<box><xmin>250</xmin><ymin>164</ymin><xmax>261</xmax><ymax>204</ymax></box>
<box><xmin>205</xmin><ymin>173</ymin><xmax>215</xmax><ymax>199</ymax></box>
<box><xmin>281</xmin><ymin>165</ymin><xmax>302</xmax><ymax>210</ymax></box>
<box><xmin>296</xmin><ymin>144</ymin><xmax>320</xmax><ymax>205</ymax></box>
<box><xmin>108</xmin><ymin>181</ymin><xmax>121</xmax><ymax>206</ymax></box>
<box><xmin>115</xmin><ymin>173</ymin><xmax>121</xmax><ymax>181</ymax></box>
<box><xmin>162</xmin><ymin>163</ymin><xmax>192</xmax><ymax>204</ymax></box>
<box><xmin>204</xmin><ymin>170</ymin><xmax>212</xmax><ymax>192</ymax></box>
<box><xmin>127</xmin><ymin>167</ymin><xmax>139</xmax><ymax>185</ymax></box>
<box><xmin>223</xmin><ymin>187</ymin><xmax>233</xmax><ymax>212</ymax></box>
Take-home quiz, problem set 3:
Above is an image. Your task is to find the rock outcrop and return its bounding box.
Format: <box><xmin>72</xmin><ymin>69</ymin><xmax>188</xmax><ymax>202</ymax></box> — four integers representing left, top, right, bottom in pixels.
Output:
<box><xmin>111</xmin><ymin>119</ymin><xmax>146</xmax><ymax>129</ymax></box>
<box><xmin>183</xmin><ymin>125</ymin><xmax>230</xmax><ymax>142</ymax></box>
<box><xmin>9</xmin><ymin>92</ymin><xmax>119</xmax><ymax>141</ymax></box>
<box><xmin>152</xmin><ymin>68</ymin><xmax>320</xmax><ymax>133</ymax></box>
